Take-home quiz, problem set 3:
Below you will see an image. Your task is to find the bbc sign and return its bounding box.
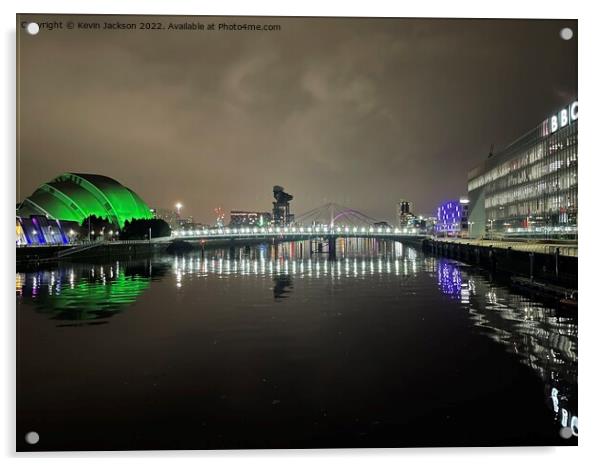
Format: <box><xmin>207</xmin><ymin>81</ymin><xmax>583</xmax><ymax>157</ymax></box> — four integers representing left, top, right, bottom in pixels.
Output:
<box><xmin>543</xmin><ymin>101</ymin><xmax>578</xmax><ymax>135</ymax></box>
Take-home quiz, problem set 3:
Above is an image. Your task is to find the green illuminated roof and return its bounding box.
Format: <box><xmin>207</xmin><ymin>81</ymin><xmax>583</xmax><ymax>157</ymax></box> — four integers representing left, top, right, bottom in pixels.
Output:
<box><xmin>18</xmin><ymin>173</ymin><xmax>153</xmax><ymax>228</ymax></box>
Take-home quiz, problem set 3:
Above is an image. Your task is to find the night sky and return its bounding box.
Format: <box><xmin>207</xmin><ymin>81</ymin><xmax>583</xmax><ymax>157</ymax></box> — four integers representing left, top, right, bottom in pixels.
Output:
<box><xmin>17</xmin><ymin>15</ymin><xmax>577</xmax><ymax>224</ymax></box>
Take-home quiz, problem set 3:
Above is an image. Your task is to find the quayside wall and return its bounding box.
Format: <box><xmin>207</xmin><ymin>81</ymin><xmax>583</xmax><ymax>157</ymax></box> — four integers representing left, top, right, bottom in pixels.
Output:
<box><xmin>422</xmin><ymin>239</ymin><xmax>577</xmax><ymax>289</ymax></box>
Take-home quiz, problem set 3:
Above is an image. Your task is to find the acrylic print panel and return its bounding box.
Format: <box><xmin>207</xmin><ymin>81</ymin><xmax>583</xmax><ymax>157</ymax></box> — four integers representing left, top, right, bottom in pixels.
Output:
<box><xmin>16</xmin><ymin>14</ymin><xmax>578</xmax><ymax>451</ymax></box>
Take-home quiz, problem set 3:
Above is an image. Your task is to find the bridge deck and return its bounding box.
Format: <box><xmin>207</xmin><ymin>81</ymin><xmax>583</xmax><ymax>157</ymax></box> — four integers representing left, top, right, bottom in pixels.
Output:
<box><xmin>173</xmin><ymin>226</ymin><xmax>424</xmax><ymax>241</ymax></box>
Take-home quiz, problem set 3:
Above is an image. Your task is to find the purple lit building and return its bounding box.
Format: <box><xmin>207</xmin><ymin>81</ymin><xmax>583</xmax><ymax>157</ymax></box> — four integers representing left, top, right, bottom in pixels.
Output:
<box><xmin>16</xmin><ymin>215</ymin><xmax>76</xmax><ymax>246</ymax></box>
<box><xmin>435</xmin><ymin>199</ymin><xmax>469</xmax><ymax>237</ymax></box>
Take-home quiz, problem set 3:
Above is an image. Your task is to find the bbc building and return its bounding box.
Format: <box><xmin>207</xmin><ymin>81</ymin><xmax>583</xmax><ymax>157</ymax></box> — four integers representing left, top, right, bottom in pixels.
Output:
<box><xmin>467</xmin><ymin>101</ymin><xmax>577</xmax><ymax>239</ymax></box>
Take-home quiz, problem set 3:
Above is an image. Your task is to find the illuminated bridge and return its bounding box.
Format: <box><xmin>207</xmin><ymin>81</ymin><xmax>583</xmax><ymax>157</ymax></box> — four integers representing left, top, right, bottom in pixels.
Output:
<box><xmin>172</xmin><ymin>203</ymin><xmax>426</xmax><ymax>258</ymax></box>
<box><xmin>174</xmin><ymin>202</ymin><xmax>423</xmax><ymax>239</ymax></box>
<box><xmin>173</xmin><ymin>224</ymin><xmax>424</xmax><ymax>241</ymax></box>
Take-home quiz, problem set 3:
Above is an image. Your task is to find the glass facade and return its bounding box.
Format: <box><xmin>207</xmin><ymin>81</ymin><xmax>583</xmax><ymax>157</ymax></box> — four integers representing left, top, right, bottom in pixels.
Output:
<box><xmin>467</xmin><ymin>102</ymin><xmax>577</xmax><ymax>238</ymax></box>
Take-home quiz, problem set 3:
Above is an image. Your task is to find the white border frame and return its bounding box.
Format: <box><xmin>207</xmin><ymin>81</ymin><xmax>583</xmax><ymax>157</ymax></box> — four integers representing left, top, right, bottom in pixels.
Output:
<box><xmin>2</xmin><ymin>1</ymin><xmax>599</xmax><ymax>465</ymax></box>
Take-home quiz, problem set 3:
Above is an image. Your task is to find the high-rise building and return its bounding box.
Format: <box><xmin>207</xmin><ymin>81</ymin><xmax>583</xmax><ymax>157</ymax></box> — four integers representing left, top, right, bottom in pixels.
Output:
<box><xmin>398</xmin><ymin>199</ymin><xmax>415</xmax><ymax>227</ymax></box>
<box><xmin>153</xmin><ymin>208</ymin><xmax>180</xmax><ymax>230</ymax></box>
<box><xmin>272</xmin><ymin>185</ymin><xmax>294</xmax><ymax>225</ymax></box>
<box><xmin>467</xmin><ymin>101</ymin><xmax>577</xmax><ymax>238</ymax></box>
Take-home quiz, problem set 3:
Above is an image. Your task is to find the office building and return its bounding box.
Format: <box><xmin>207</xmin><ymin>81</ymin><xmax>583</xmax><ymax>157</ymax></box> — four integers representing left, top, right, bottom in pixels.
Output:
<box><xmin>435</xmin><ymin>199</ymin><xmax>469</xmax><ymax>237</ymax></box>
<box><xmin>229</xmin><ymin>211</ymin><xmax>272</xmax><ymax>227</ymax></box>
<box><xmin>467</xmin><ymin>101</ymin><xmax>578</xmax><ymax>238</ymax></box>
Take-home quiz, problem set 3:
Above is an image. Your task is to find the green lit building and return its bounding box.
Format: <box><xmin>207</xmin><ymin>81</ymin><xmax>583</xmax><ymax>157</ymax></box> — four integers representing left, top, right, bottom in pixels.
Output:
<box><xmin>17</xmin><ymin>173</ymin><xmax>153</xmax><ymax>229</ymax></box>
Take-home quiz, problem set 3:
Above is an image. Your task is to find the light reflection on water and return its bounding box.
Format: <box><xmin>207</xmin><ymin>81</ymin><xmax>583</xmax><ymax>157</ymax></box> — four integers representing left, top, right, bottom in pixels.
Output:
<box><xmin>16</xmin><ymin>259</ymin><xmax>166</xmax><ymax>323</ymax></box>
<box><xmin>16</xmin><ymin>239</ymin><xmax>577</xmax><ymax>439</ymax></box>
<box><xmin>172</xmin><ymin>256</ymin><xmax>418</xmax><ymax>282</ymax></box>
<box><xmin>434</xmin><ymin>259</ymin><xmax>577</xmax><ymax>436</ymax></box>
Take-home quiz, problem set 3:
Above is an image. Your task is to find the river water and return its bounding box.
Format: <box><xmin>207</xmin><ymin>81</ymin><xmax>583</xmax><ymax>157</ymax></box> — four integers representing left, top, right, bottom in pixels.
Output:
<box><xmin>16</xmin><ymin>240</ymin><xmax>577</xmax><ymax>450</ymax></box>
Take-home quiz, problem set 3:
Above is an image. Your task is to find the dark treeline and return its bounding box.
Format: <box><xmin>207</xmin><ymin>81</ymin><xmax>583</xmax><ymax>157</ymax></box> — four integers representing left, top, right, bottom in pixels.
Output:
<box><xmin>120</xmin><ymin>218</ymin><xmax>171</xmax><ymax>240</ymax></box>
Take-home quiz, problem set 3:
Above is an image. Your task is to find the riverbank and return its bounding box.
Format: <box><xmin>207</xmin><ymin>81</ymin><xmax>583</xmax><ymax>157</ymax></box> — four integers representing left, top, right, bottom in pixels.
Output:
<box><xmin>422</xmin><ymin>238</ymin><xmax>578</xmax><ymax>291</ymax></box>
<box><xmin>16</xmin><ymin>240</ymin><xmax>170</xmax><ymax>270</ymax></box>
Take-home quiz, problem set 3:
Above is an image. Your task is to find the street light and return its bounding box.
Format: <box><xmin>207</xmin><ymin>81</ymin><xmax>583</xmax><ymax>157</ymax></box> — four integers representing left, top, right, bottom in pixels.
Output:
<box><xmin>175</xmin><ymin>202</ymin><xmax>183</xmax><ymax>216</ymax></box>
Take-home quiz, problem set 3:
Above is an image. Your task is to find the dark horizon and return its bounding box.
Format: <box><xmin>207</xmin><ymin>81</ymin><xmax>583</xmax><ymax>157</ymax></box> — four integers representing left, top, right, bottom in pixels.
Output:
<box><xmin>17</xmin><ymin>15</ymin><xmax>577</xmax><ymax>224</ymax></box>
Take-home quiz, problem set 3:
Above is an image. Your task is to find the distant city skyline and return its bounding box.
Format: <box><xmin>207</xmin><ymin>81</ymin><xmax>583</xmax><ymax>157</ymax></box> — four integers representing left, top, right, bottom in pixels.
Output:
<box><xmin>17</xmin><ymin>15</ymin><xmax>577</xmax><ymax>225</ymax></box>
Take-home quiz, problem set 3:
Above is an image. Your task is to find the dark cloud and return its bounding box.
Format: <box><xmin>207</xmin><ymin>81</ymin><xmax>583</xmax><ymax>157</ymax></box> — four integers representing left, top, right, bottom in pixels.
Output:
<box><xmin>17</xmin><ymin>15</ymin><xmax>577</xmax><ymax>223</ymax></box>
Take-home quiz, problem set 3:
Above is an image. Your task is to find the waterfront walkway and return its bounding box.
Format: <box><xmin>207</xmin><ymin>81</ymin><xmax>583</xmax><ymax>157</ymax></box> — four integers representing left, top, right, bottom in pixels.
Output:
<box><xmin>434</xmin><ymin>237</ymin><xmax>578</xmax><ymax>257</ymax></box>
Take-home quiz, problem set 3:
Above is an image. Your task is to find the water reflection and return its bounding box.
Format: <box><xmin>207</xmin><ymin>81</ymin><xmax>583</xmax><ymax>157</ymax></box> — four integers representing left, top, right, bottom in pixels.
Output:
<box><xmin>172</xmin><ymin>255</ymin><xmax>419</xmax><ymax>282</ymax></box>
<box><xmin>16</xmin><ymin>259</ymin><xmax>168</xmax><ymax>324</ymax></box>
<box><xmin>435</xmin><ymin>259</ymin><xmax>578</xmax><ymax>435</ymax></box>
<box><xmin>273</xmin><ymin>275</ymin><xmax>293</xmax><ymax>300</ymax></box>
<box><xmin>16</xmin><ymin>241</ymin><xmax>577</xmax><ymax>440</ymax></box>
<box><xmin>171</xmin><ymin>240</ymin><xmax>416</xmax><ymax>284</ymax></box>
<box><xmin>437</xmin><ymin>261</ymin><xmax>464</xmax><ymax>299</ymax></box>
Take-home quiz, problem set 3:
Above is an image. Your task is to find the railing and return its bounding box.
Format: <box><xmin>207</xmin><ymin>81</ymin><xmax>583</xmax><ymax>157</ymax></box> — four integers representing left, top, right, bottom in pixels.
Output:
<box><xmin>172</xmin><ymin>225</ymin><xmax>425</xmax><ymax>239</ymax></box>
<box><xmin>57</xmin><ymin>241</ymin><xmax>105</xmax><ymax>258</ymax></box>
